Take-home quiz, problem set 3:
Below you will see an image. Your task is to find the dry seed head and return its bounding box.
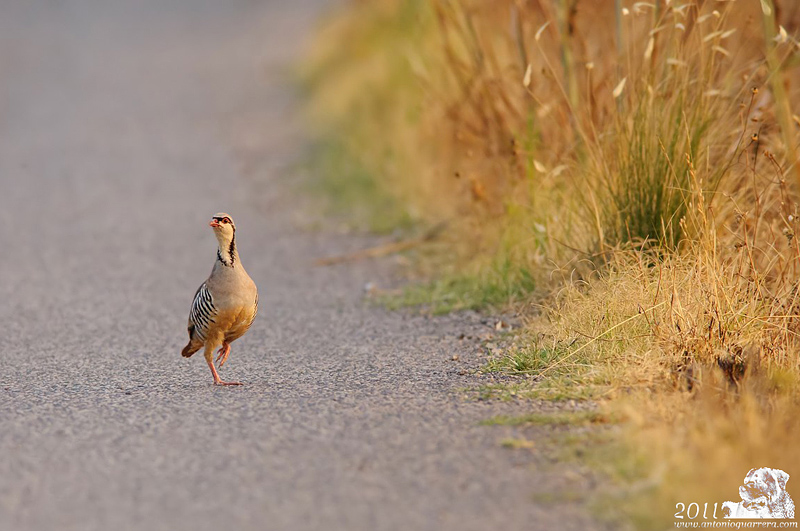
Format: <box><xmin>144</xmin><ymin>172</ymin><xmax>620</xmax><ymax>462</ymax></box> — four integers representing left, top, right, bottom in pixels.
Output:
<box><xmin>534</xmin><ymin>21</ymin><xmax>550</xmax><ymax>42</ymax></box>
<box><xmin>752</xmin><ymin>86</ymin><xmax>759</xmax><ymax>95</ymax></box>
<box><xmin>613</xmin><ymin>77</ymin><xmax>628</xmax><ymax>99</ymax></box>
<box><xmin>644</xmin><ymin>38</ymin><xmax>655</xmax><ymax>59</ymax></box>
<box><xmin>673</xmin><ymin>4</ymin><xmax>690</xmax><ymax>16</ymax></box>
<box><xmin>775</xmin><ymin>26</ymin><xmax>789</xmax><ymax>44</ymax></box>
<box><xmin>550</xmin><ymin>165</ymin><xmax>568</xmax><ymax>178</ymax></box>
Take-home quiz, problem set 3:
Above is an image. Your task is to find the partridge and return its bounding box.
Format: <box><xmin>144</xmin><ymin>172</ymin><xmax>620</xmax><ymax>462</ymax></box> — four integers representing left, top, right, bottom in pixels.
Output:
<box><xmin>182</xmin><ymin>213</ymin><xmax>258</xmax><ymax>385</ymax></box>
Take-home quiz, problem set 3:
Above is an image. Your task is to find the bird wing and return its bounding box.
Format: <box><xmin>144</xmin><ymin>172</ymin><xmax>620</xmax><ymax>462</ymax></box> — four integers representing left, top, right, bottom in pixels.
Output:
<box><xmin>187</xmin><ymin>282</ymin><xmax>216</xmax><ymax>342</ymax></box>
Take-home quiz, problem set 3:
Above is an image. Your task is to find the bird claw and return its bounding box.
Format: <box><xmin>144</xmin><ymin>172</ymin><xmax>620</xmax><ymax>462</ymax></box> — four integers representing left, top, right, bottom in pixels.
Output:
<box><xmin>213</xmin><ymin>380</ymin><xmax>242</xmax><ymax>386</ymax></box>
<box><xmin>215</xmin><ymin>344</ymin><xmax>231</xmax><ymax>369</ymax></box>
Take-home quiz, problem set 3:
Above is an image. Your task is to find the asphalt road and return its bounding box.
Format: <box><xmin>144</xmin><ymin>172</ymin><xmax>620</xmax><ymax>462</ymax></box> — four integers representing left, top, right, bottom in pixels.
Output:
<box><xmin>0</xmin><ymin>2</ymin><xmax>602</xmax><ymax>530</ymax></box>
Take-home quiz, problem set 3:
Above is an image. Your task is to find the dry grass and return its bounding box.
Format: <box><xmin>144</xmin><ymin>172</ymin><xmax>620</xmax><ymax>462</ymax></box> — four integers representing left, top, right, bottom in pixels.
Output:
<box><xmin>304</xmin><ymin>0</ymin><xmax>800</xmax><ymax>527</ymax></box>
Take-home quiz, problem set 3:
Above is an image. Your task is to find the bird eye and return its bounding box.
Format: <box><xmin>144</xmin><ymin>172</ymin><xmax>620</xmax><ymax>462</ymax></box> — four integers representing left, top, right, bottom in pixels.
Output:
<box><xmin>223</xmin><ymin>218</ymin><xmax>231</xmax><ymax>224</ymax></box>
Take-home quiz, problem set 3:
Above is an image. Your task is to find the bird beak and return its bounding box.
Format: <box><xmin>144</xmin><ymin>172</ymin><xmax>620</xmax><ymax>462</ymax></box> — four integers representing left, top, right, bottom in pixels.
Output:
<box><xmin>209</xmin><ymin>220</ymin><xmax>220</xmax><ymax>228</ymax></box>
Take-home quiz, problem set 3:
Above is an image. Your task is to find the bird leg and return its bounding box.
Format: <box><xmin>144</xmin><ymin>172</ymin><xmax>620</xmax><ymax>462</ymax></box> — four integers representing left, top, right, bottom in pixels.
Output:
<box><xmin>215</xmin><ymin>342</ymin><xmax>231</xmax><ymax>369</ymax></box>
<box><xmin>204</xmin><ymin>346</ymin><xmax>241</xmax><ymax>386</ymax></box>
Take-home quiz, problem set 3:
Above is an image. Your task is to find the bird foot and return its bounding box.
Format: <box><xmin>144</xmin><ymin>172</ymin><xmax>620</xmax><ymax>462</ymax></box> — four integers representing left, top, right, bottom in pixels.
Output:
<box><xmin>206</xmin><ymin>354</ymin><xmax>239</xmax><ymax>386</ymax></box>
<box><xmin>213</xmin><ymin>380</ymin><xmax>243</xmax><ymax>386</ymax></box>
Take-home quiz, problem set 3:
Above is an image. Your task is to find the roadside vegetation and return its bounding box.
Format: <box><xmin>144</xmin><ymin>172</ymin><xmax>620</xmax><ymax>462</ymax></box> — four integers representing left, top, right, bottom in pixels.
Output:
<box><xmin>304</xmin><ymin>0</ymin><xmax>800</xmax><ymax>527</ymax></box>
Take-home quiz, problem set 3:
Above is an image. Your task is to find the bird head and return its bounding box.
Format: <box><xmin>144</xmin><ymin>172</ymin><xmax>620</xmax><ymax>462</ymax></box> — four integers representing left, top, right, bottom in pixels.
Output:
<box><xmin>210</xmin><ymin>212</ymin><xmax>234</xmax><ymax>232</ymax></box>
<box><xmin>209</xmin><ymin>212</ymin><xmax>235</xmax><ymax>244</ymax></box>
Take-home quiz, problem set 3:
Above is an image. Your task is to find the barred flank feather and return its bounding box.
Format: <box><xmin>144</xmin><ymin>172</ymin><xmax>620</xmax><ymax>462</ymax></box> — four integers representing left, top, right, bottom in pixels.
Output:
<box><xmin>189</xmin><ymin>283</ymin><xmax>216</xmax><ymax>341</ymax></box>
<box><xmin>182</xmin><ymin>283</ymin><xmax>216</xmax><ymax>357</ymax></box>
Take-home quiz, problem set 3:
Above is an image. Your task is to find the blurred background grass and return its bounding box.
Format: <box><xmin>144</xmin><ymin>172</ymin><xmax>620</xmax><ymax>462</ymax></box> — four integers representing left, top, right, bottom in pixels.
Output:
<box><xmin>302</xmin><ymin>1</ymin><xmax>800</xmax><ymax>527</ymax></box>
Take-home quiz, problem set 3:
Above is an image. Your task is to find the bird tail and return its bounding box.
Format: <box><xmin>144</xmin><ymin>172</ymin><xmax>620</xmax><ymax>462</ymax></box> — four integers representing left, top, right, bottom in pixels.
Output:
<box><xmin>181</xmin><ymin>341</ymin><xmax>201</xmax><ymax>358</ymax></box>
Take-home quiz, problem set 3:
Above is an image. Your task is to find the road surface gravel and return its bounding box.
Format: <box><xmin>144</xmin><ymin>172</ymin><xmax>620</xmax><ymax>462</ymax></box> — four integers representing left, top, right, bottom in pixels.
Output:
<box><xmin>0</xmin><ymin>2</ymin><xmax>603</xmax><ymax>530</ymax></box>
